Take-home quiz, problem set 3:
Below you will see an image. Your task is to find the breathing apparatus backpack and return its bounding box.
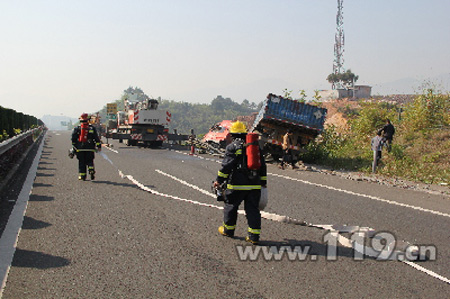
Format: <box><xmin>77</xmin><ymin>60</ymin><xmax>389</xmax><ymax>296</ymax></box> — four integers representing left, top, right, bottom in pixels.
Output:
<box><xmin>245</xmin><ymin>132</ymin><xmax>261</xmax><ymax>170</ymax></box>
<box><xmin>78</xmin><ymin>122</ymin><xmax>89</xmax><ymax>143</ymax></box>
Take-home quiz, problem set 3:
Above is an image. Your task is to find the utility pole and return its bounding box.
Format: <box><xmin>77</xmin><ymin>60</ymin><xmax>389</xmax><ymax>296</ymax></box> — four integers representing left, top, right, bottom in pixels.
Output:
<box><xmin>333</xmin><ymin>0</ymin><xmax>345</xmax><ymax>90</ymax></box>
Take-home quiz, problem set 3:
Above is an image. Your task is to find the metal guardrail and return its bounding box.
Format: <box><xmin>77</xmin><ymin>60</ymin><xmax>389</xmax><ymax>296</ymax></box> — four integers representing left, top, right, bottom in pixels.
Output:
<box><xmin>0</xmin><ymin>127</ymin><xmax>45</xmax><ymax>194</ymax></box>
<box><xmin>0</xmin><ymin>127</ymin><xmax>44</xmax><ymax>157</ymax></box>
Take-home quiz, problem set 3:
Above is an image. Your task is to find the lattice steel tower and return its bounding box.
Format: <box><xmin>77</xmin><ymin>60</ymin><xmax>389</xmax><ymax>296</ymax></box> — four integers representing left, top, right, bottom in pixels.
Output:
<box><xmin>333</xmin><ymin>0</ymin><xmax>345</xmax><ymax>89</ymax></box>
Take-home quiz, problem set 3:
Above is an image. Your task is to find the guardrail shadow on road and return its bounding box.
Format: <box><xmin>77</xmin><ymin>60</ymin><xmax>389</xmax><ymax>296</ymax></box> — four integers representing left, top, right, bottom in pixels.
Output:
<box><xmin>32</xmin><ymin>183</ymin><xmax>53</xmax><ymax>188</ymax></box>
<box><xmin>37</xmin><ymin>167</ymin><xmax>56</xmax><ymax>171</ymax></box>
<box><xmin>28</xmin><ymin>194</ymin><xmax>54</xmax><ymax>202</ymax></box>
<box><xmin>12</xmin><ymin>249</ymin><xmax>70</xmax><ymax>269</ymax></box>
<box><xmin>38</xmin><ymin>161</ymin><xmax>53</xmax><ymax>165</ymax></box>
<box><xmin>21</xmin><ymin>216</ymin><xmax>52</xmax><ymax>230</ymax></box>
<box><xmin>39</xmin><ymin>156</ymin><xmax>56</xmax><ymax>161</ymax></box>
<box><xmin>91</xmin><ymin>180</ymin><xmax>155</xmax><ymax>189</ymax></box>
<box><xmin>35</xmin><ymin>172</ymin><xmax>55</xmax><ymax>177</ymax></box>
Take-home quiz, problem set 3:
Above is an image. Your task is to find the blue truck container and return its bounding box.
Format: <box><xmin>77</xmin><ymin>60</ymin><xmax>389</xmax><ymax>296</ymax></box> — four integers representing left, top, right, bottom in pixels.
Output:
<box><xmin>251</xmin><ymin>93</ymin><xmax>327</xmax><ymax>160</ymax></box>
<box><xmin>251</xmin><ymin>93</ymin><xmax>327</xmax><ymax>133</ymax></box>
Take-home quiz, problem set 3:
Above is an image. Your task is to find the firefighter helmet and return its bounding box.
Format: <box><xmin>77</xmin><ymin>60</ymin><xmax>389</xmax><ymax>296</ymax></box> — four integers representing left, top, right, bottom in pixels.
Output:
<box><xmin>229</xmin><ymin>121</ymin><xmax>247</xmax><ymax>134</ymax></box>
<box><xmin>79</xmin><ymin>113</ymin><xmax>89</xmax><ymax>121</ymax></box>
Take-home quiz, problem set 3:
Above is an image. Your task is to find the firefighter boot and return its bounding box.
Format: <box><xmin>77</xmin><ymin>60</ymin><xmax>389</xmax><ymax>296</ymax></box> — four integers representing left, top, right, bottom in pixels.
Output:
<box><xmin>89</xmin><ymin>168</ymin><xmax>96</xmax><ymax>180</ymax></box>
<box><xmin>78</xmin><ymin>174</ymin><xmax>86</xmax><ymax>181</ymax></box>
<box><xmin>218</xmin><ymin>225</ymin><xmax>235</xmax><ymax>238</ymax></box>
<box><xmin>245</xmin><ymin>235</ymin><xmax>259</xmax><ymax>245</ymax></box>
<box><xmin>246</xmin><ymin>228</ymin><xmax>260</xmax><ymax>245</ymax></box>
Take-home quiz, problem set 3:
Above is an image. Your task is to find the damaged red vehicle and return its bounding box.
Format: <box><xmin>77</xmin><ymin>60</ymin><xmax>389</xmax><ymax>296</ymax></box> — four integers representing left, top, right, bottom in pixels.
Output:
<box><xmin>202</xmin><ymin>120</ymin><xmax>233</xmax><ymax>148</ymax></box>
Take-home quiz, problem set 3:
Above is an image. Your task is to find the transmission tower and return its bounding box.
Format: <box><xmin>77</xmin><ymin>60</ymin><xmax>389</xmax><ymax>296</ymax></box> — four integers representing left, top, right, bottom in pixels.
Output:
<box><xmin>333</xmin><ymin>0</ymin><xmax>345</xmax><ymax>89</ymax></box>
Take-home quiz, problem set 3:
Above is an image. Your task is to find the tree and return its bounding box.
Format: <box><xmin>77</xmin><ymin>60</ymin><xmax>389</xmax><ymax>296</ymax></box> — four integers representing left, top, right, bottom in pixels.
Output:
<box><xmin>327</xmin><ymin>69</ymin><xmax>359</xmax><ymax>89</ymax></box>
<box><xmin>122</xmin><ymin>86</ymin><xmax>150</xmax><ymax>102</ymax></box>
<box><xmin>282</xmin><ymin>88</ymin><xmax>293</xmax><ymax>99</ymax></box>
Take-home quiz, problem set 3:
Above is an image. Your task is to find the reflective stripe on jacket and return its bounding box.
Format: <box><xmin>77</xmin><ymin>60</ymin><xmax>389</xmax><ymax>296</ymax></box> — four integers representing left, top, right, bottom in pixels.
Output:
<box><xmin>216</xmin><ymin>137</ymin><xmax>267</xmax><ymax>190</ymax></box>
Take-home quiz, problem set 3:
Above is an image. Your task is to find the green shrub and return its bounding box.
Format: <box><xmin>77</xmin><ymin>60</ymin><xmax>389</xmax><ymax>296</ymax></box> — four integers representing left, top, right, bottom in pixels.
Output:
<box><xmin>402</xmin><ymin>88</ymin><xmax>449</xmax><ymax>134</ymax></box>
<box><xmin>349</xmin><ymin>102</ymin><xmax>398</xmax><ymax>139</ymax></box>
<box><xmin>390</xmin><ymin>144</ymin><xmax>405</xmax><ymax>160</ymax></box>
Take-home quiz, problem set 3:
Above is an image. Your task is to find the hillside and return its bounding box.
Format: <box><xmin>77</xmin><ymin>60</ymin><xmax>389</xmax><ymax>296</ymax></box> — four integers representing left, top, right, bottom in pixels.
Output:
<box><xmin>302</xmin><ymin>91</ymin><xmax>449</xmax><ymax>185</ymax></box>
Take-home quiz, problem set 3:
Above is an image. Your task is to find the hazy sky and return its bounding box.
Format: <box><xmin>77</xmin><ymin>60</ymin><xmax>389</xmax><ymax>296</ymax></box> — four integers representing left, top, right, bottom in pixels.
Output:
<box><xmin>1</xmin><ymin>0</ymin><xmax>449</xmax><ymax>119</ymax></box>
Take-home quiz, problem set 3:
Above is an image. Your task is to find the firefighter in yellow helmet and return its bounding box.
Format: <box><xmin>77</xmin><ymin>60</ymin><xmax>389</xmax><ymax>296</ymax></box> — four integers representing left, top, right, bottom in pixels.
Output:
<box><xmin>214</xmin><ymin>121</ymin><xmax>267</xmax><ymax>245</ymax></box>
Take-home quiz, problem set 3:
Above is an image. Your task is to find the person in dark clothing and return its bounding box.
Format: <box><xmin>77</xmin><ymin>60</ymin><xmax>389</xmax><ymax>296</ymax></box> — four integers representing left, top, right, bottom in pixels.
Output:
<box><xmin>71</xmin><ymin>113</ymin><xmax>102</xmax><ymax>180</ymax></box>
<box><xmin>214</xmin><ymin>121</ymin><xmax>267</xmax><ymax>245</ymax></box>
<box><xmin>379</xmin><ymin>119</ymin><xmax>395</xmax><ymax>152</ymax></box>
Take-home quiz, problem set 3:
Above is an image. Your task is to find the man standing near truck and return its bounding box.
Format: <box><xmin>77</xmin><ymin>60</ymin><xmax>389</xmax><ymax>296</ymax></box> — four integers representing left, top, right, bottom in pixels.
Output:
<box><xmin>280</xmin><ymin>129</ymin><xmax>298</xmax><ymax>170</ymax></box>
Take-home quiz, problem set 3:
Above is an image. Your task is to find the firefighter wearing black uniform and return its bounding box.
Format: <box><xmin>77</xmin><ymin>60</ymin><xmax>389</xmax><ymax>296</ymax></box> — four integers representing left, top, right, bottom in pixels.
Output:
<box><xmin>214</xmin><ymin>121</ymin><xmax>267</xmax><ymax>245</ymax></box>
<box><xmin>71</xmin><ymin>113</ymin><xmax>102</xmax><ymax>180</ymax></box>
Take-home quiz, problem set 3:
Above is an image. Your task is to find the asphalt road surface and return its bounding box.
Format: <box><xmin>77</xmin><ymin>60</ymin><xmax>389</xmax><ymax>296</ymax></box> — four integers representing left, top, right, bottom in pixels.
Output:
<box><xmin>1</xmin><ymin>131</ymin><xmax>449</xmax><ymax>298</ymax></box>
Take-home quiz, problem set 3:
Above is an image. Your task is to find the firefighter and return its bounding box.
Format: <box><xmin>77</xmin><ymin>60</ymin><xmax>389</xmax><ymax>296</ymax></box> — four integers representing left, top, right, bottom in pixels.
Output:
<box><xmin>71</xmin><ymin>113</ymin><xmax>102</xmax><ymax>180</ymax></box>
<box><xmin>214</xmin><ymin>121</ymin><xmax>267</xmax><ymax>245</ymax></box>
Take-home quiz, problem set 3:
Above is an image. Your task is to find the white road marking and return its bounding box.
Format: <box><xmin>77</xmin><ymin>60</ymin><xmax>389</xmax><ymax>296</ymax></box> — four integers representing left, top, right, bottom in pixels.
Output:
<box><xmin>153</xmin><ymin>168</ymin><xmax>450</xmax><ymax>286</ymax></box>
<box><xmin>155</xmin><ymin>169</ymin><xmax>216</xmax><ymax>198</ymax></box>
<box><xmin>104</xmin><ymin>145</ymin><xmax>119</xmax><ymax>153</ymax></box>
<box><xmin>403</xmin><ymin>261</ymin><xmax>450</xmax><ymax>284</ymax></box>
<box><xmin>270</xmin><ymin>173</ymin><xmax>450</xmax><ymax>218</ymax></box>
<box><xmin>101</xmin><ymin>149</ymin><xmax>450</xmax><ymax>285</ymax></box>
<box><xmin>173</xmin><ymin>150</ymin><xmax>450</xmax><ymax>218</ymax></box>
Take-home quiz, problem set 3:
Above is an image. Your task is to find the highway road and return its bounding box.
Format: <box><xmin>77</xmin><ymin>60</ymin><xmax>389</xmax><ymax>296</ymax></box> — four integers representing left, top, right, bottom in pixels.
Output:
<box><xmin>1</xmin><ymin>131</ymin><xmax>449</xmax><ymax>298</ymax></box>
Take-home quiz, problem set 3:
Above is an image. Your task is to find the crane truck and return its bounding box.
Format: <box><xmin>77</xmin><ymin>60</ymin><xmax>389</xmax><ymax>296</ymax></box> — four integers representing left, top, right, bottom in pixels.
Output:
<box><xmin>109</xmin><ymin>94</ymin><xmax>187</xmax><ymax>147</ymax></box>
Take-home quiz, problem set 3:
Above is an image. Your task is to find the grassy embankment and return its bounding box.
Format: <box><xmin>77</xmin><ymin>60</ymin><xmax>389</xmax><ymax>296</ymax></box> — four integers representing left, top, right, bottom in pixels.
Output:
<box><xmin>301</xmin><ymin>88</ymin><xmax>449</xmax><ymax>185</ymax></box>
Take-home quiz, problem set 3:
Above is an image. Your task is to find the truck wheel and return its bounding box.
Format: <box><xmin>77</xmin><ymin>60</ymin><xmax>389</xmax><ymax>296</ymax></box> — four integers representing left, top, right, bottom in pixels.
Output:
<box><xmin>125</xmin><ymin>139</ymin><xmax>132</xmax><ymax>146</ymax></box>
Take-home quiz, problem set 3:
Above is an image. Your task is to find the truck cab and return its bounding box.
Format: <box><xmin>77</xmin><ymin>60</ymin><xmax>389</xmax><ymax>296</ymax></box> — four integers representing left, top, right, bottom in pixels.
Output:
<box><xmin>202</xmin><ymin>120</ymin><xmax>233</xmax><ymax>149</ymax></box>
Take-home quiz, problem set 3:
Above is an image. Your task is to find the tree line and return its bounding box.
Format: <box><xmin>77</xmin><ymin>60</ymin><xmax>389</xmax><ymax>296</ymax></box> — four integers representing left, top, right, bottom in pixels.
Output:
<box><xmin>97</xmin><ymin>87</ymin><xmax>262</xmax><ymax>135</ymax></box>
<box><xmin>158</xmin><ymin>96</ymin><xmax>262</xmax><ymax>135</ymax></box>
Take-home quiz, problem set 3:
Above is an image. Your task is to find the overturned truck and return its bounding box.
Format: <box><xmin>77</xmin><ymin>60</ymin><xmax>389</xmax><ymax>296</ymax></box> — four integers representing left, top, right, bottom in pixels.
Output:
<box><xmin>201</xmin><ymin>93</ymin><xmax>327</xmax><ymax>160</ymax></box>
<box><xmin>250</xmin><ymin>93</ymin><xmax>327</xmax><ymax>161</ymax></box>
